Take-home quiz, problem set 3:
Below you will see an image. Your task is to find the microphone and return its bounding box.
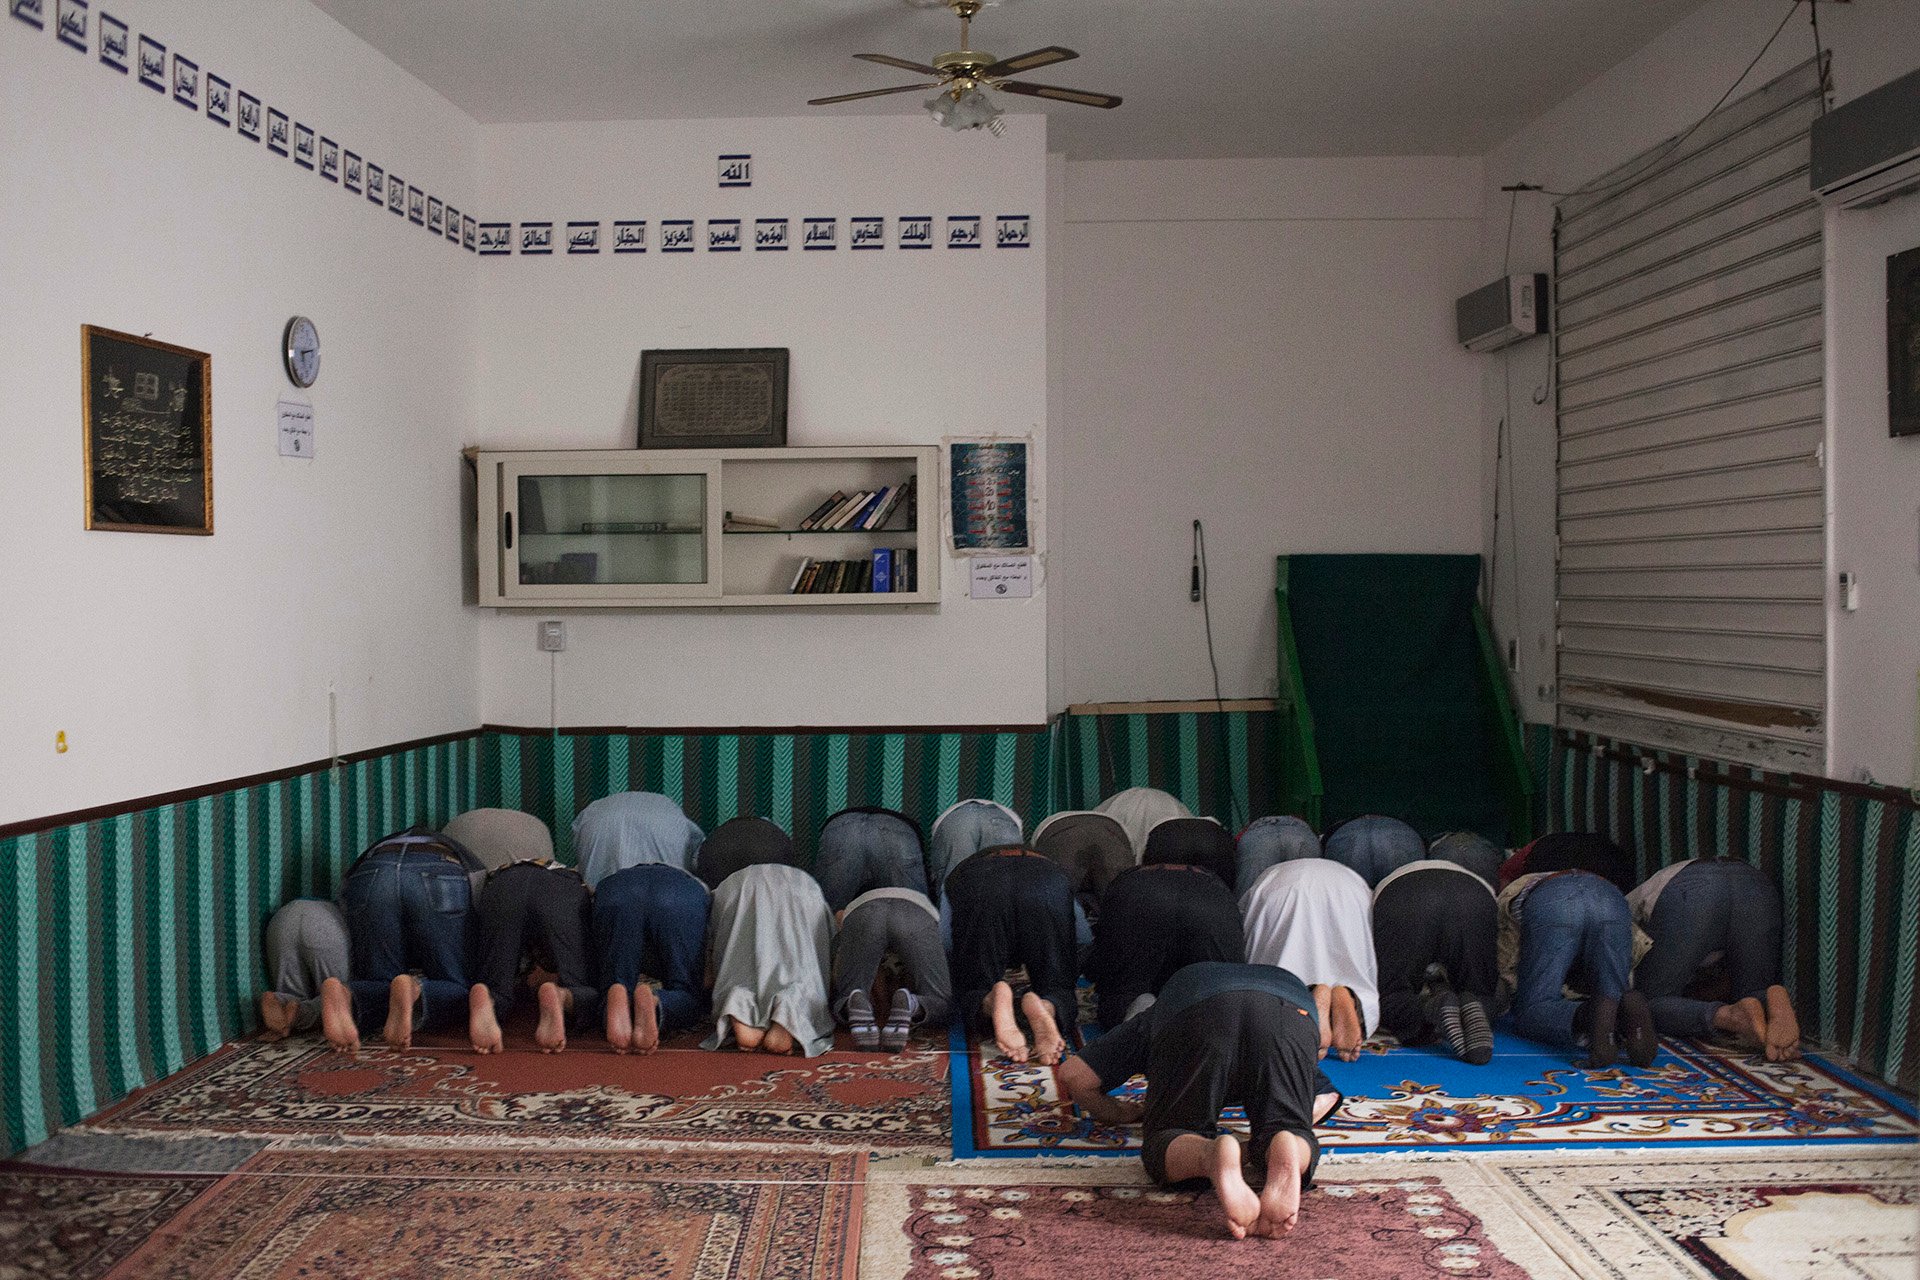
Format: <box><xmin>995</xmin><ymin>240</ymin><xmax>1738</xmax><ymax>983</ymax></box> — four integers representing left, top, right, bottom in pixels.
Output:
<box><xmin>1190</xmin><ymin>520</ymin><xmax>1202</xmax><ymax>602</ymax></box>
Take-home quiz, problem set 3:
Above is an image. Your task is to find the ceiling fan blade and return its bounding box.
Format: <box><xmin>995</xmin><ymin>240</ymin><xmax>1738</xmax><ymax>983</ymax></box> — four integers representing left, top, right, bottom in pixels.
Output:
<box><xmin>808</xmin><ymin>82</ymin><xmax>942</xmax><ymax>106</ymax></box>
<box><xmin>995</xmin><ymin>80</ymin><xmax>1123</xmax><ymax>109</ymax></box>
<box><xmin>979</xmin><ymin>45</ymin><xmax>1079</xmax><ymax>79</ymax></box>
<box><xmin>853</xmin><ymin>52</ymin><xmax>944</xmax><ymax>77</ymax></box>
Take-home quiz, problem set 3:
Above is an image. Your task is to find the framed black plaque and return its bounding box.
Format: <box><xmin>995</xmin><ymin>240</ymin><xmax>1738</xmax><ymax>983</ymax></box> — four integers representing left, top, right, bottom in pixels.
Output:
<box><xmin>638</xmin><ymin>347</ymin><xmax>788</xmax><ymax>449</ymax></box>
<box><xmin>1890</xmin><ymin>245</ymin><xmax>1920</xmax><ymax>438</ymax></box>
<box><xmin>81</xmin><ymin>325</ymin><xmax>213</xmax><ymax>534</ymax></box>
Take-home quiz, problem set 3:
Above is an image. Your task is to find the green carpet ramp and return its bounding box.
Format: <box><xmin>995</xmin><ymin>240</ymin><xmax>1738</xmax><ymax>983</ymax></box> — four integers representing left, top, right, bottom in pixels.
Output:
<box><xmin>1274</xmin><ymin>553</ymin><xmax>1532</xmax><ymax>844</ymax></box>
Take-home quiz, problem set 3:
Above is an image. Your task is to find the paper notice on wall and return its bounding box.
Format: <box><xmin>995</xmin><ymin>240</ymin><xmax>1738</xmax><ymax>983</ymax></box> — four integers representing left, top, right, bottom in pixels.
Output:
<box><xmin>969</xmin><ymin>556</ymin><xmax>1033</xmax><ymax>600</ymax></box>
<box><xmin>277</xmin><ymin>399</ymin><xmax>314</xmax><ymax>458</ymax></box>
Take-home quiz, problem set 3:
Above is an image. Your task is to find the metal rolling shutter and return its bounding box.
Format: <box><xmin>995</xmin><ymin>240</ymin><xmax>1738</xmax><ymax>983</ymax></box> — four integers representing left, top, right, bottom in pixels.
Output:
<box><xmin>1554</xmin><ymin>58</ymin><xmax>1826</xmax><ymax>770</ymax></box>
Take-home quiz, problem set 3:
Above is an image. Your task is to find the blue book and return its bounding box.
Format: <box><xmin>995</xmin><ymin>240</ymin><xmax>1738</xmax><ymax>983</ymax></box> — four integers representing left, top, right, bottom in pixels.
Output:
<box><xmin>851</xmin><ymin>487</ymin><xmax>889</xmax><ymax>529</ymax></box>
<box><xmin>871</xmin><ymin>547</ymin><xmax>892</xmax><ymax>593</ymax></box>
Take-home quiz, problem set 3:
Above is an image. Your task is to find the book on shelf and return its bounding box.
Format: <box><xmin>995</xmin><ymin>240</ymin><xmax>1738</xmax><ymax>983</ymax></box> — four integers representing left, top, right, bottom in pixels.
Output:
<box><xmin>725</xmin><ymin>511</ymin><xmax>780</xmax><ymax>531</ymax></box>
<box><xmin>869</xmin><ymin>477</ymin><xmax>914</xmax><ymax>530</ymax></box>
<box><xmin>850</xmin><ymin>486</ymin><xmax>891</xmax><ymax>530</ymax></box>
<box><xmin>823</xmin><ymin>490</ymin><xmax>870</xmax><ymax>530</ymax></box>
<box><xmin>797</xmin><ymin>491</ymin><xmax>846</xmax><ymax>531</ymax></box>
<box><xmin>871</xmin><ymin>547</ymin><xmax>891</xmax><ymax>593</ymax></box>
<box><xmin>788</xmin><ymin>557</ymin><xmax>814</xmax><ymax>593</ymax></box>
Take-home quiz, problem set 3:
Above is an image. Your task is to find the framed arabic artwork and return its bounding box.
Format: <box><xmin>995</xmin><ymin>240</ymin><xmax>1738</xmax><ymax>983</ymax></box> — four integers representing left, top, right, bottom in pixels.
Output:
<box><xmin>637</xmin><ymin>347</ymin><xmax>789</xmax><ymax>449</ymax></box>
<box><xmin>81</xmin><ymin>325</ymin><xmax>213</xmax><ymax>534</ymax></box>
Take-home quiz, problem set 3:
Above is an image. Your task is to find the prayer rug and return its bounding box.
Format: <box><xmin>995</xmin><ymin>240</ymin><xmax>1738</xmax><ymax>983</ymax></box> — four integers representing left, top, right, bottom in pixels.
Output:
<box><xmin>108</xmin><ymin>1147</ymin><xmax>865</xmax><ymax>1280</ymax></box>
<box><xmin>860</xmin><ymin>1155</ymin><xmax>1578</xmax><ymax>1279</ymax></box>
<box><xmin>1482</xmin><ymin>1145</ymin><xmax>1920</xmax><ymax>1279</ymax></box>
<box><xmin>0</xmin><ymin>1163</ymin><xmax>216</xmax><ymax>1279</ymax></box>
<box><xmin>88</xmin><ymin>1033</ymin><xmax>949</xmax><ymax>1153</ymax></box>
<box><xmin>953</xmin><ymin>1023</ymin><xmax>1917</xmax><ymax>1157</ymax></box>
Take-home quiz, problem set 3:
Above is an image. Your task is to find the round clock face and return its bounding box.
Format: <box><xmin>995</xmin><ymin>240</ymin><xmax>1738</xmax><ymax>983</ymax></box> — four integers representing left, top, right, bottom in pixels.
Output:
<box><xmin>283</xmin><ymin>315</ymin><xmax>320</xmax><ymax>388</ymax></box>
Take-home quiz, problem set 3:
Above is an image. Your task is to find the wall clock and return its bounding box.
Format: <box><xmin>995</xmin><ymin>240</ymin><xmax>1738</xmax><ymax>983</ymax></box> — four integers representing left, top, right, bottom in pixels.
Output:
<box><xmin>283</xmin><ymin>315</ymin><xmax>320</xmax><ymax>388</ymax></box>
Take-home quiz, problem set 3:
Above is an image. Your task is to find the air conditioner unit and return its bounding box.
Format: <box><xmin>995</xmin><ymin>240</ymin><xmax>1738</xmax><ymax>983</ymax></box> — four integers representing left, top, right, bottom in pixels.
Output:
<box><xmin>1455</xmin><ymin>273</ymin><xmax>1548</xmax><ymax>353</ymax></box>
<box><xmin>1811</xmin><ymin>66</ymin><xmax>1920</xmax><ymax>209</ymax></box>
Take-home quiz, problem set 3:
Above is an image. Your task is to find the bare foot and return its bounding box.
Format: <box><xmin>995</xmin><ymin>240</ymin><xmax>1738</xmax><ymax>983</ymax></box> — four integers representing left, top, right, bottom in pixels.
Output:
<box><xmin>259</xmin><ymin>993</ymin><xmax>296</xmax><ymax>1041</ymax></box>
<box><xmin>732</xmin><ymin>1017</ymin><xmax>766</xmax><ymax>1051</ymax></box>
<box><xmin>383</xmin><ymin>974</ymin><xmax>420</xmax><ymax>1050</ymax></box>
<box><xmin>987</xmin><ymin>981</ymin><xmax>1028</xmax><ymax>1064</ymax></box>
<box><xmin>1311</xmin><ymin>985</ymin><xmax>1333</xmax><ymax>1059</ymax></box>
<box><xmin>1329</xmin><ymin>986</ymin><xmax>1362</xmax><ymax>1062</ymax></box>
<box><xmin>631</xmin><ymin>983</ymin><xmax>661</xmax><ymax>1055</ymax></box>
<box><xmin>1210</xmin><ymin>1134</ymin><xmax>1261</xmax><ymax>1240</ymax></box>
<box><xmin>604</xmin><ymin>983</ymin><xmax>633</xmax><ymax>1054</ymax></box>
<box><xmin>1765</xmin><ymin>985</ymin><xmax>1802</xmax><ymax>1061</ymax></box>
<box><xmin>468</xmin><ymin>984</ymin><xmax>504</xmax><ymax>1055</ymax></box>
<box><xmin>763</xmin><ymin>1022</ymin><xmax>796</xmax><ymax>1055</ymax></box>
<box><xmin>1714</xmin><ymin>997</ymin><xmax>1767</xmax><ymax>1051</ymax></box>
<box><xmin>1313</xmin><ymin>1090</ymin><xmax>1341</xmax><ymax>1125</ymax></box>
<box><xmin>1254</xmin><ymin>1131</ymin><xmax>1308</xmax><ymax>1238</ymax></box>
<box><xmin>319</xmin><ymin>978</ymin><xmax>360</xmax><ymax>1054</ymax></box>
<box><xmin>535</xmin><ymin>982</ymin><xmax>570</xmax><ymax>1053</ymax></box>
<box><xmin>1022</xmin><ymin>991</ymin><xmax>1066</xmax><ymax>1065</ymax></box>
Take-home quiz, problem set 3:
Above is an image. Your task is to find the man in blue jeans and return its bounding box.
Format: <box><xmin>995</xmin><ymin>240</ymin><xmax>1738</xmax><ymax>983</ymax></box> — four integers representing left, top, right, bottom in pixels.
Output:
<box><xmin>1498</xmin><ymin>868</ymin><xmax>1655</xmax><ymax>1067</ymax></box>
<box><xmin>591</xmin><ymin>863</ymin><xmax>711</xmax><ymax>1054</ymax></box>
<box><xmin>1629</xmin><ymin>856</ymin><xmax>1801</xmax><ymax>1060</ymax></box>
<box><xmin>320</xmin><ymin>828</ymin><xmax>485</xmax><ymax>1053</ymax></box>
<box><xmin>812</xmin><ymin>806</ymin><xmax>928</xmax><ymax>911</ymax></box>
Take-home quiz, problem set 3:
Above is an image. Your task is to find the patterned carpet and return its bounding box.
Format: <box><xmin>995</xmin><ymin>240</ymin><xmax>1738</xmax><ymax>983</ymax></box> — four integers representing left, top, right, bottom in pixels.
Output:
<box><xmin>95</xmin><ymin>1147</ymin><xmax>864</xmax><ymax>1279</ymax></box>
<box><xmin>955</xmin><ymin>1024</ymin><xmax>1919</xmax><ymax>1157</ymax></box>
<box><xmin>87</xmin><ymin>1034</ymin><xmax>950</xmax><ymax>1154</ymax></box>
<box><xmin>0</xmin><ymin>1164</ymin><xmax>218</xmax><ymax>1279</ymax></box>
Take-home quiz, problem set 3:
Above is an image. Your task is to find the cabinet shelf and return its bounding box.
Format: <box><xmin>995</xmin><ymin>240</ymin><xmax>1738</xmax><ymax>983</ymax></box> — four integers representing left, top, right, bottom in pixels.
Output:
<box><xmin>471</xmin><ymin>445</ymin><xmax>940</xmax><ymax>608</ymax></box>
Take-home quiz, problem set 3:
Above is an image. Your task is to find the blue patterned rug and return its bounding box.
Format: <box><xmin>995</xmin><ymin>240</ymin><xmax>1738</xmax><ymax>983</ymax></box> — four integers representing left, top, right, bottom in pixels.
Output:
<box><xmin>951</xmin><ymin>1021</ymin><xmax>1919</xmax><ymax>1158</ymax></box>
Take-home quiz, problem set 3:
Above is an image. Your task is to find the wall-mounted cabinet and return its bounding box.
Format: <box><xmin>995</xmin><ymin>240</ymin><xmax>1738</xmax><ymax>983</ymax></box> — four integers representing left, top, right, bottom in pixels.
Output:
<box><xmin>470</xmin><ymin>446</ymin><xmax>940</xmax><ymax>608</ymax></box>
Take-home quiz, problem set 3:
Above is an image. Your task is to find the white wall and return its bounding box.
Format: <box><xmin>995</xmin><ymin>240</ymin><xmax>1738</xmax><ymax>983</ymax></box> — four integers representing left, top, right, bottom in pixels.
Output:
<box><xmin>0</xmin><ymin>1</ymin><xmax>482</xmax><ymax>825</ymax></box>
<box><xmin>471</xmin><ymin>116</ymin><xmax>1049</xmax><ymax>729</ymax></box>
<box><xmin>1054</xmin><ymin>157</ymin><xmax>1487</xmax><ymax>707</ymax></box>
<box><xmin>1479</xmin><ymin>0</ymin><xmax>1920</xmax><ymax>783</ymax></box>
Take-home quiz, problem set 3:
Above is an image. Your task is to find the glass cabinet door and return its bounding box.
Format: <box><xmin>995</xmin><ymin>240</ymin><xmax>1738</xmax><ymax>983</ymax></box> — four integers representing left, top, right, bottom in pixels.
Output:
<box><xmin>500</xmin><ymin>457</ymin><xmax>722</xmax><ymax>599</ymax></box>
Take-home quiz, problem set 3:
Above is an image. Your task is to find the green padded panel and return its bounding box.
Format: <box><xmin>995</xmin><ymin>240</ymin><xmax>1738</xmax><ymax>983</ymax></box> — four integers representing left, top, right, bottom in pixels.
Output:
<box><xmin>1284</xmin><ymin>553</ymin><xmax>1510</xmax><ymax>842</ymax></box>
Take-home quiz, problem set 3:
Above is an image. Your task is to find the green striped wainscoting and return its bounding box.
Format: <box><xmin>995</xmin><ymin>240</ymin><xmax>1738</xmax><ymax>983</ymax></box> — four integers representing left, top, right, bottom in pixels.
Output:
<box><xmin>481</xmin><ymin>726</ymin><xmax>1057</xmax><ymax>863</ymax></box>
<box><xmin>0</xmin><ymin>734</ymin><xmax>480</xmax><ymax>1156</ymax></box>
<box><xmin>1053</xmin><ymin>708</ymin><xmax>1280</xmax><ymax>834</ymax></box>
<box><xmin>1544</xmin><ymin>728</ymin><xmax>1920</xmax><ymax>1092</ymax></box>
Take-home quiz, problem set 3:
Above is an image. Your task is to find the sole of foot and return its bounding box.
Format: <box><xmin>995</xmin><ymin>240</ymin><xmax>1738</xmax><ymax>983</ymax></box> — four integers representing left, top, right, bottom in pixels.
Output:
<box><xmin>534</xmin><ymin>982</ymin><xmax>568</xmax><ymax>1053</ymax></box>
<box><xmin>763</xmin><ymin>1022</ymin><xmax>796</xmax><ymax>1055</ymax></box>
<box><xmin>1329</xmin><ymin>986</ymin><xmax>1362</xmax><ymax>1062</ymax></box>
<box><xmin>259</xmin><ymin>992</ymin><xmax>295</xmax><ymax>1041</ymax></box>
<box><xmin>1312</xmin><ymin>986</ymin><xmax>1333</xmax><ymax>1060</ymax></box>
<box><xmin>1620</xmin><ymin>990</ymin><xmax>1657</xmax><ymax>1068</ymax></box>
<box><xmin>732</xmin><ymin>1017</ymin><xmax>766</xmax><ymax>1052</ymax></box>
<box><xmin>1765</xmin><ymin>985</ymin><xmax>1802</xmax><ymax>1062</ymax></box>
<box><xmin>605</xmin><ymin>983</ymin><xmax>633</xmax><ymax>1054</ymax></box>
<box><xmin>319</xmin><ymin>977</ymin><xmax>360</xmax><ymax>1055</ymax></box>
<box><xmin>1022</xmin><ymin>990</ymin><xmax>1065</xmax><ymax>1066</ymax></box>
<box><xmin>1722</xmin><ymin>995</ymin><xmax>1768</xmax><ymax>1052</ymax></box>
<box><xmin>383</xmin><ymin>974</ymin><xmax>420</xmax><ymax>1050</ymax></box>
<box><xmin>467</xmin><ymin>983</ymin><xmax>504</xmax><ymax>1055</ymax></box>
<box><xmin>632</xmin><ymin>983</ymin><xmax>661</xmax><ymax>1055</ymax></box>
<box><xmin>1211</xmin><ymin>1135</ymin><xmax>1261</xmax><ymax>1240</ymax></box>
<box><xmin>988</xmin><ymin>982</ymin><xmax>1028</xmax><ymax>1064</ymax></box>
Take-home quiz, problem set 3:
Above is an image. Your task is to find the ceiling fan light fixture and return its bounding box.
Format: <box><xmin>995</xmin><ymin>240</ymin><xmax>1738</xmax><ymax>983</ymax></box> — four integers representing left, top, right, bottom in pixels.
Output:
<box><xmin>927</xmin><ymin>85</ymin><xmax>1003</xmax><ymax>133</ymax></box>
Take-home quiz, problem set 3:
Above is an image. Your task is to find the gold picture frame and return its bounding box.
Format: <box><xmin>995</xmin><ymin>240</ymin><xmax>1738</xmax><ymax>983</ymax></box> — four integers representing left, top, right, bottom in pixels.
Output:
<box><xmin>81</xmin><ymin>324</ymin><xmax>213</xmax><ymax>534</ymax></box>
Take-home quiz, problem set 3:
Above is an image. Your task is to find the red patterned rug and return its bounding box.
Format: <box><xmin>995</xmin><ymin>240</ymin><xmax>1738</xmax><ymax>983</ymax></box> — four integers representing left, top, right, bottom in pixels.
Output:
<box><xmin>109</xmin><ymin>1147</ymin><xmax>864</xmax><ymax>1279</ymax></box>
<box><xmin>861</xmin><ymin>1160</ymin><xmax>1574</xmax><ymax>1279</ymax></box>
<box><xmin>88</xmin><ymin>1032</ymin><xmax>949</xmax><ymax>1153</ymax></box>
<box><xmin>0</xmin><ymin>1164</ymin><xmax>216</xmax><ymax>1280</ymax></box>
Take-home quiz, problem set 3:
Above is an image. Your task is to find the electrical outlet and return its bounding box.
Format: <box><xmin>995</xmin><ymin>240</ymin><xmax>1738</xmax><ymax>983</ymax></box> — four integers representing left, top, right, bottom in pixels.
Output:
<box><xmin>538</xmin><ymin>620</ymin><xmax>567</xmax><ymax>652</ymax></box>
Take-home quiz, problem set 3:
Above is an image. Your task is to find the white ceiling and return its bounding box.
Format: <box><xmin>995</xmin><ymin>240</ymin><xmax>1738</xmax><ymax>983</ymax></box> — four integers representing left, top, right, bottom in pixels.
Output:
<box><xmin>308</xmin><ymin>0</ymin><xmax>1712</xmax><ymax>160</ymax></box>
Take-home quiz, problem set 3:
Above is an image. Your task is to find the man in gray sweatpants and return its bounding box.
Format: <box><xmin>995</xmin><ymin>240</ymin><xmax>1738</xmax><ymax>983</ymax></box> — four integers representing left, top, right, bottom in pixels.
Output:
<box><xmin>259</xmin><ymin>898</ymin><xmax>351</xmax><ymax>1038</ymax></box>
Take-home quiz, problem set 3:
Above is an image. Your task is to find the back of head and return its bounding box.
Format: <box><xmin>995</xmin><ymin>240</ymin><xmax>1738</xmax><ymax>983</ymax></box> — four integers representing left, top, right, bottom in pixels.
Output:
<box><xmin>696</xmin><ymin>816</ymin><xmax>798</xmax><ymax>889</ymax></box>
<box><xmin>443</xmin><ymin>808</ymin><xmax>554</xmax><ymax>873</ymax></box>
<box><xmin>1323</xmin><ymin>814</ymin><xmax>1427</xmax><ymax>888</ymax></box>
<box><xmin>1428</xmin><ymin>831</ymin><xmax>1503</xmax><ymax>889</ymax></box>
<box><xmin>1142</xmin><ymin>816</ymin><xmax>1236</xmax><ymax>887</ymax></box>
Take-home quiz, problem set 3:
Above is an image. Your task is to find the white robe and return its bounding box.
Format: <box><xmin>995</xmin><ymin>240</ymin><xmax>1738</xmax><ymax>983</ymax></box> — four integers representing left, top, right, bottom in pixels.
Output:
<box><xmin>1240</xmin><ymin>859</ymin><xmax>1380</xmax><ymax>1034</ymax></box>
<box><xmin>702</xmin><ymin>863</ymin><xmax>837</xmax><ymax>1058</ymax></box>
<box><xmin>1094</xmin><ymin>787</ymin><xmax>1194</xmax><ymax>861</ymax></box>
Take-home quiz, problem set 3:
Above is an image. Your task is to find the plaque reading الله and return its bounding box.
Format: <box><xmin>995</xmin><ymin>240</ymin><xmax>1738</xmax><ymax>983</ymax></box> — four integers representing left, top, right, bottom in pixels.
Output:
<box><xmin>654</xmin><ymin>363</ymin><xmax>775</xmax><ymax>437</ymax></box>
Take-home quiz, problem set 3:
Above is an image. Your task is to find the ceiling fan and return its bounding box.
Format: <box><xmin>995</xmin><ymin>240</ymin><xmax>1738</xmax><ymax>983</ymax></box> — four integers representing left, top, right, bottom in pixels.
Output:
<box><xmin>807</xmin><ymin>0</ymin><xmax>1121</xmax><ymax>133</ymax></box>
